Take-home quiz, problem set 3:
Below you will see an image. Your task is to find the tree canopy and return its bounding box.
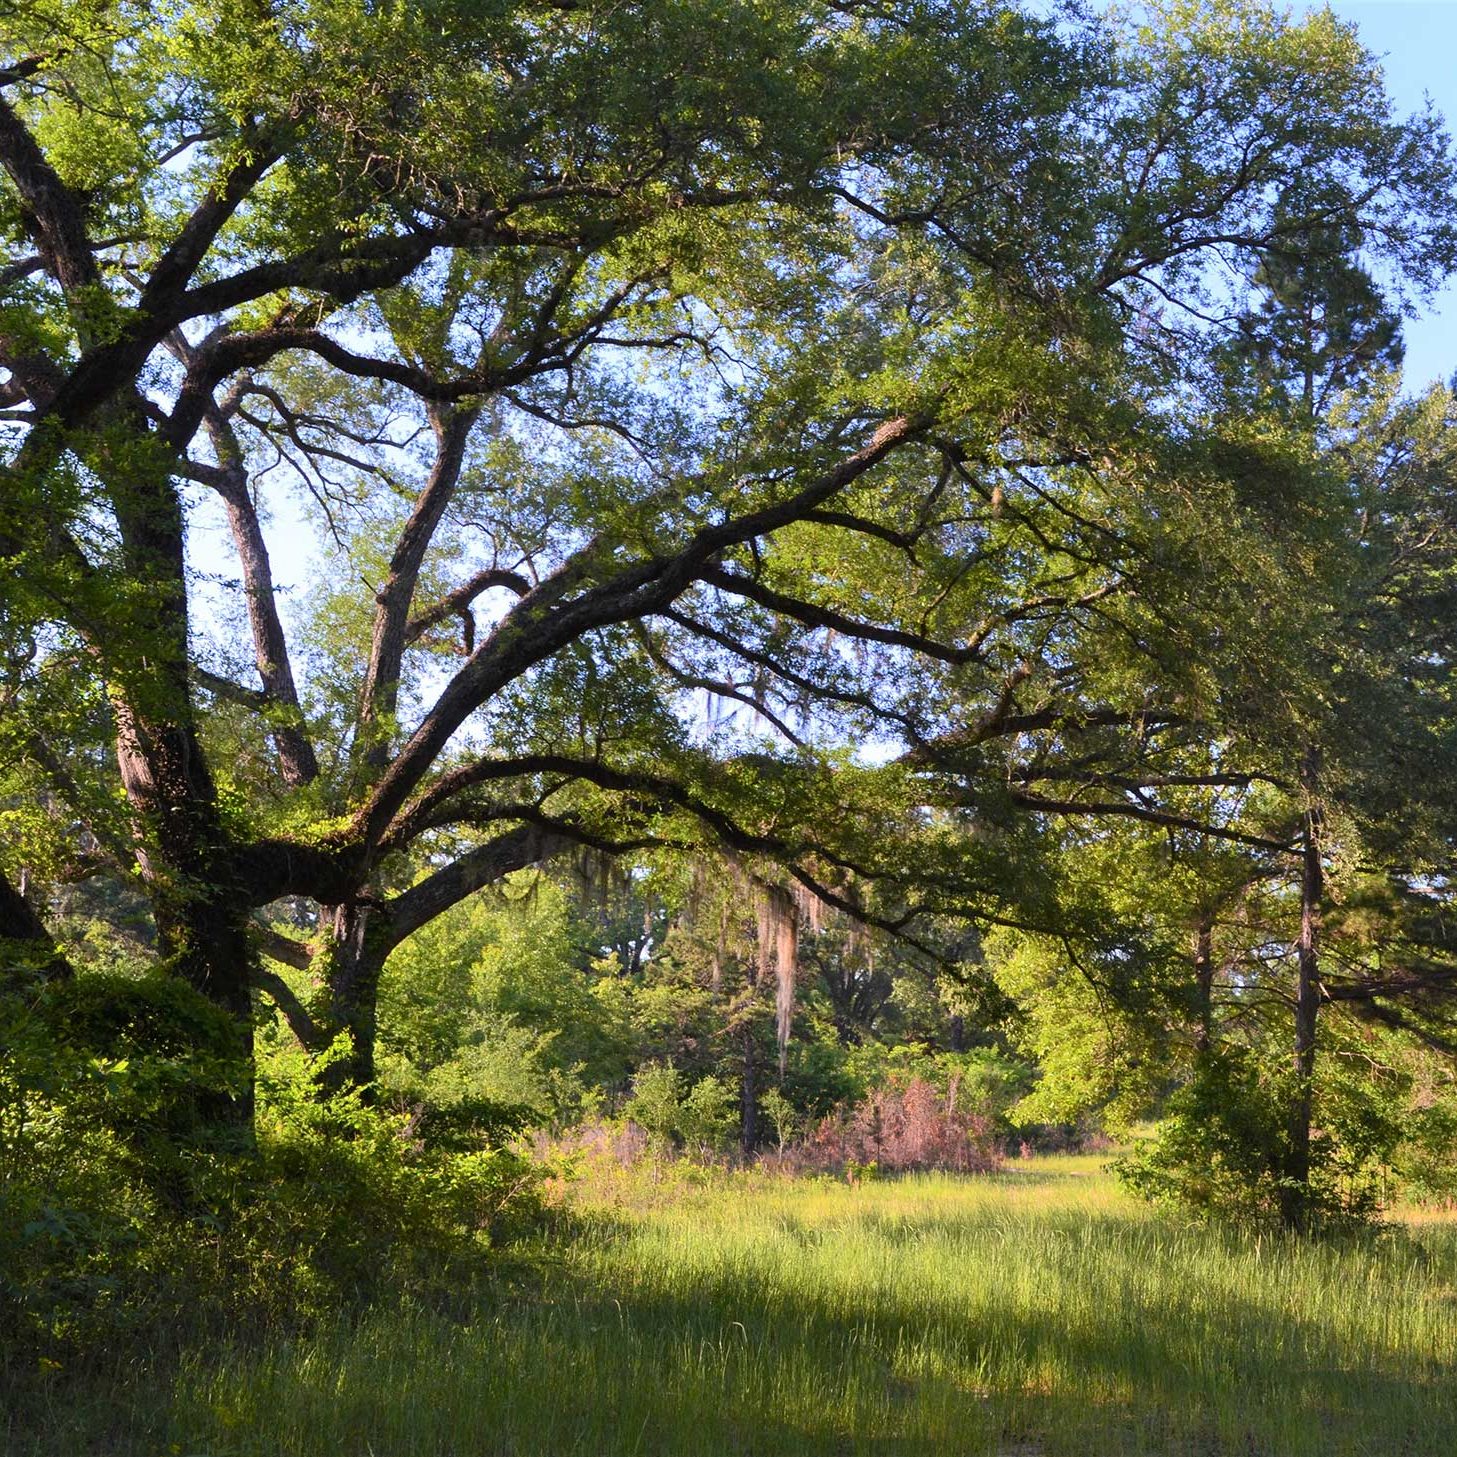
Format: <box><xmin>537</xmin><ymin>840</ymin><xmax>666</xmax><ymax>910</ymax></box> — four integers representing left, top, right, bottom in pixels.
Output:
<box><xmin>3</xmin><ymin>0</ymin><xmax>1457</xmax><ymax>1228</ymax></box>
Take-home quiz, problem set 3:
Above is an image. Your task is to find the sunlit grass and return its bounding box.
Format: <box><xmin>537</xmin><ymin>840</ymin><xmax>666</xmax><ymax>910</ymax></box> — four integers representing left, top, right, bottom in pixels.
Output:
<box><xmin>19</xmin><ymin>1158</ymin><xmax>1457</xmax><ymax>1455</ymax></box>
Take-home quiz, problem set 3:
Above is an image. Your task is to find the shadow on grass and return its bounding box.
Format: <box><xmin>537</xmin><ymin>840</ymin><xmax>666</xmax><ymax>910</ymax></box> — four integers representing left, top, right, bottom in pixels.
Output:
<box><xmin>129</xmin><ymin>1211</ymin><xmax>1457</xmax><ymax>1457</ymax></box>
<box><xmin>15</xmin><ymin>1206</ymin><xmax>1457</xmax><ymax>1457</ymax></box>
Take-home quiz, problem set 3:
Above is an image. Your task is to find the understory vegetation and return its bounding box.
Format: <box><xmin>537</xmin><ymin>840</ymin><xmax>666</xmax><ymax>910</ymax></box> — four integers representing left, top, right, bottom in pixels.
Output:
<box><xmin>0</xmin><ymin>969</ymin><xmax>547</xmax><ymax>1368</ymax></box>
<box><xmin>9</xmin><ymin>869</ymin><xmax>1457</xmax><ymax>1446</ymax></box>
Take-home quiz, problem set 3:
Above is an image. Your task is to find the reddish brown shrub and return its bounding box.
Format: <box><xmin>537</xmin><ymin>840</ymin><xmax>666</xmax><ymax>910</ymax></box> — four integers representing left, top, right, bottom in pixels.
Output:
<box><xmin>779</xmin><ymin>1076</ymin><xmax>1002</xmax><ymax>1176</ymax></box>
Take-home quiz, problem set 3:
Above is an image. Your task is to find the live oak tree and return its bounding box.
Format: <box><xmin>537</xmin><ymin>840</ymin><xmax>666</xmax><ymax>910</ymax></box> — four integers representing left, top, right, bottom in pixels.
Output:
<box><xmin>904</xmin><ymin>60</ymin><xmax>1457</xmax><ymax>1224</ymax></box>
<box><xmin>972</xmin><ymin>372</ymin><xmax>1457</xmax><ymax>1227</ymax></box>
<box><xmin>3</xmin><ymin>0</ymin><xmax>1456</xmax><ymax>1132</ymax></box>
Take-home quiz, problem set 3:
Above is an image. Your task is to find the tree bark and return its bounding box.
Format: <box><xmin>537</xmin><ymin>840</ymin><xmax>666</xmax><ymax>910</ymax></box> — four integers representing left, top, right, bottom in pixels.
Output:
<box><xmin>741</xmin><ymin>1022</ymin><xmax>758</xmax><ymax>1158</ymax></box>
<box><xmin>0</xmin><ymin>866</ymin><xmax>71</xmax><ymax>984</ymax></box>
<box><xmin>318</xmin><ymin>901</ymin><xmax>389</xmax><ymax>1091</ymax></box>
<box><xmin>1282</xmin><ymin>751</ymin><xmax>1324</xmax><ymax>1231</ymax></box>
<box><xmin>112</xmin><ymin>685</ymin><xmax>257</xmax><ymax>1129</ymax></box>
<box><xmin>355</xmin><ymin>406</ymin><xmax>477</xmax><ymax>781</ymax></box>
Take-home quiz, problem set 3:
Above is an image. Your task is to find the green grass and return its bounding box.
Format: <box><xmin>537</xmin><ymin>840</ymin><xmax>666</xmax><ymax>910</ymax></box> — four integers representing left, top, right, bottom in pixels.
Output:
<box><xmin>18</xmin><ymin>1156</ymin><xmax>1457</xmax><ymax>1455</ymax></box>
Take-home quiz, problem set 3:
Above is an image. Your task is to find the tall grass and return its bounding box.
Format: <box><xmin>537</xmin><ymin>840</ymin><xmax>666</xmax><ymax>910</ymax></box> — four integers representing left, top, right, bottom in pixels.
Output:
<box><xmin>16</xmin><ymin>1157</ymin><xmax>1457</xmax><ymax>1455</ymax></box>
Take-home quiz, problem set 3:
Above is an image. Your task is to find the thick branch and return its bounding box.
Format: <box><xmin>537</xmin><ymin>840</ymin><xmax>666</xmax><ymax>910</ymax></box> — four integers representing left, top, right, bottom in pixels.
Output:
<box><xmin>381</xmin><ymin>823</ymin><xmax>568</xmax><ymax>949</ymax></box>
<box><xmin>195</xmin><ymin>666</ymin><xmax>268</xmax><ymax>709</ymax></box>
<box><xmin>252</xmin><ymin>922</ymin><xmax>316</xmax><ymax>971</ymax></box>
<box><xmin>356</xmin><ymin>406</ymin><xmax>478</xmax><ymax>777</ymax></box>
<box><xmin>190</xmin><ymin>375</ymin><xmax>319</xmax><ymax>787</ymax></box>
<box><xmin>0</xmin><ymin>56</ymin><xmax>46</xmax><ymax>89</ymax></box>
<box><xmin>356</xmin><ymin>415</ymin><xmax>924</xmax><ymax>848</ymax></box>
<box><xmin>253</xmin><ymin>966</ymin><xmax>326</xmax><ymax>1051</ymax></box>
<box><xmin>230</xmin><ymin>836</ymin><xmax>367</xmax><ymax>908</ymax></box>
<box><xmin>405</xmin><ymin>567</ymin><xmax>532</xmax><ymax>646</ymax></box>
<box><xmin>139</xmin><ymin>138</ymin><xmax>281</xmax><ymax>317</ymax></box>
<box><xmin>0</xmin><ymin>95</ymin><xmax>100</xmax><ymax>296</ymax></box>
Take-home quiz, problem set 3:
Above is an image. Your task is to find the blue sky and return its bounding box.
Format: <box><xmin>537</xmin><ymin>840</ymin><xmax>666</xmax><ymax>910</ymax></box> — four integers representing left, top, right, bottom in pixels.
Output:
<box><xmin>1320</xmin><ymin>1</ymin><xmax>1457</xmax><ymax>387</ymax></box>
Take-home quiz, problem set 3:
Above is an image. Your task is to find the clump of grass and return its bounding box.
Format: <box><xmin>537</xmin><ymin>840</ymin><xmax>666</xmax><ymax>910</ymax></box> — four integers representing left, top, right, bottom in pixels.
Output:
<box><xmin>15</xmin><ymin>1159</ymin><xmax>1457</xmax><ymax>1455</ymax></box>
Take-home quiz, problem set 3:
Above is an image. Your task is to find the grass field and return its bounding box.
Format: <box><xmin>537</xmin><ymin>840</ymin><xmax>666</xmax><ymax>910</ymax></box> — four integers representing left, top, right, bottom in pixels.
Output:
<box><xmin>17</xmin><ymin>1155</ymin><xmax>1457</xmax><ymax>1455</ymax></box>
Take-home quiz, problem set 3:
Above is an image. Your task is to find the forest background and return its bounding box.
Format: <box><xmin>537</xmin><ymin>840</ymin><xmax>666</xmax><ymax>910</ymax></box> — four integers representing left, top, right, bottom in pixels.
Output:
<box><xmin>6</xmin><ymin>0</ymin><xmax>1457</xmax><ymax>1423</ymax></box>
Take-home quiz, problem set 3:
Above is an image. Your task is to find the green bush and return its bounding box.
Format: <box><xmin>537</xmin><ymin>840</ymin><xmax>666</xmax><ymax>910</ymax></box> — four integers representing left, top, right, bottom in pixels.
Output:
<box><xmin>677</xmin><ymin>1075</ymin><xmax>737</xmax><ymax>1158</ymax></box>
<box><xmin>0</xmin><ymin>973</ymin><xmax>547</xmax><ymax>1377</ymax></box>
<box><xmin>200</xmin><ymin>1044</ymin><xmax>545</xmax><ymax>1323</ymax></box>
<box><xmin>622</xmin><ymin>1063</ymin><xmax>738</xmax><ymax>1159</ymax></box>
<box><xmin>759</xmin><ymin>1087</ymin><xmax>799</xmax><ymax>1153</ymax></box>
<box><xmin>1115</xmin><ymin>1048</ymin><xmax>1398</xmax><ymax>1230</ymax></box>
<box><xmin>1397</xmin><ymin>1098</ymin><xmax>1457</xmax><ymax>1204</ymax></box>
<box><xmin>623</xmin><ymin>1062</ymin><xmax>685</xmax><ymax>1154</ymax></box>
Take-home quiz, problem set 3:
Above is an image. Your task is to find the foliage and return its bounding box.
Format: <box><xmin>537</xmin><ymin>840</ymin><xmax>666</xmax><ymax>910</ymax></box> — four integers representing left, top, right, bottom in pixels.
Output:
<box><xmin>6</xmin><ymin>0</ymin><xmax>1457</xmax><ymax>1125</ymax></box>
<box><xmin>621</xmin><ymin>1062</ymin><xmax>738</xmax><ymax>1160</ymax></box>
<box><xmin>0</xmin><ymin>974</ymin><xmax>546</xmax><ymax>1372</ymax></box>
<box><xmin>376</xmin><ymin>883</ymin><xmax>610</xmax><ymax>1128</ymax></box>
<box><xmin>676</xmin><ymin>1075</ymin><xmax>740</xmax><ymax>1159</ymax></box>
<box><xmin>758</xmin><ymin>1086</ymin><xmax>799</xmax><ymax>1154</ymax></box>
<box><xmin>1114</xmin><ymin>1051</ymin><xmax>1377</xmax><ymax>1229</ymax></box>
<box><xmin>623</xmin><ymin>1062</ymin><xmax>687</xmax><ymax>1156</ymax></box>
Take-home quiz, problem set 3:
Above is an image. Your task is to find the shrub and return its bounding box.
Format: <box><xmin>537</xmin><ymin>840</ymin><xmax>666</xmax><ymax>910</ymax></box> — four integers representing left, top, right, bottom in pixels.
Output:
<box><xmin>782</xmin><ymin>1076</ymin><xmax>1002</xmax><ymax>1176</ymax></box>
<box><xmin>1115</xmin><ymin>1048</ymin><xmax>1400</xmax><ymax>1229</ymax></box>
<box><xmin>622</xmin><ymin>1063</ymin><xmax>738</xmax><ymax>1160</ymax></box>
<box><xmin>0</xmin><ymin>975</ymin><xmax>547</xmax><ymax>1377</ymax></box>
<box><xmin>623</xmin><ymin>1062</ymin><xmax>684</xmax><ymax>1154</ymax></box>
<box><xmin>759</xmin><ymin>1087</ymin><xmax>799</xmax><ymax>1153</ymax></box>
<box><xmin>677</xmin><ymin>1075</ymin><xmax>737</xmax><ymax>1159</ymax></box>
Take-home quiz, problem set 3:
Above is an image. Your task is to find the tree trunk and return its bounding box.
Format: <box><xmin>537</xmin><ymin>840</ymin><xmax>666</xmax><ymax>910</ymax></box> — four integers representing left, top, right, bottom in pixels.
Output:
<box><xmin>114</xmin><ymin>697</ymin><xmax>257</xmax><ymax>1130</ymax></box>
<box><xmin>948</xmin><ymin>1012</ymin><xmax>967</xmax><ymax>1053</ymax></box>
<box><xmin>308</xmin><ymin>826</ymin><xmax>566</xmax><ymax>1099</ymax></box>
<box><xmin>1282</xmin><ymin>752</ymin><xmax>1324</xmax><ymax>1231</ymax></box>
<box><xmin>163</xmin><ymin>883</ymin><xmax>257</xmax><ymax>1135</ymax></box>
<box><xmin>93</xmin><ymin>441</ymin><xmax>259</xmax><ymax>1130</ymax></box>
<box><xmin>0</xmin><ymin>866</ymin><xmax>71</xmax><ymax>985</ymax></box>
<box><xmin>319</xmin><ymin>902</ymin><xmax>391</xmax><ymax>1093</ymax></box>
<box><xmin>1193</xmin><ymin>915</ymin><xmax>1214</xmax><ymax>1055</ymax></box>
<box><xmin>741</xmin><ymin>1022</ymin><xmax>758</xmax><ymax>1158</ymax></box>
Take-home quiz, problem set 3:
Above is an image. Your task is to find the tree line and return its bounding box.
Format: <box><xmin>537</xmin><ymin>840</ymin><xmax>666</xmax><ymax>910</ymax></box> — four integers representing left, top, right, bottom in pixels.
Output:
<box><xmin>3</xmin><ymin>0</ymin><xmax>1457</xmax><ymax>1235</ymax></box>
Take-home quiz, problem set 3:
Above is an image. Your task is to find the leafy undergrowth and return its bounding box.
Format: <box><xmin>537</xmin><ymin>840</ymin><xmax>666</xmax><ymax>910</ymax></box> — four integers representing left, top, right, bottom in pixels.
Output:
<box><xmin>12</xmin><ymin>1158</ymin><xmax>1457</xmax><ymax>1456</ymax></box>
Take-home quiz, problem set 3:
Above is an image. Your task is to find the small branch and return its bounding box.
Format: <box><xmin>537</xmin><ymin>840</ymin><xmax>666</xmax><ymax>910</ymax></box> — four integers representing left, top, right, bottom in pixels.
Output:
<box><xmin>1006</xmin><ymin>790</ymin><xmax>1295</xmax><ymax>853</ymax></box>
<box><xmin>701</xmin><ymin>562</ymin><xmax>986</xmax><ymax>666</ymax></box>
<box><xmin>405</xmin><ymin>566</ymin><xmax>532</xmax><ymax>645</ymax></box>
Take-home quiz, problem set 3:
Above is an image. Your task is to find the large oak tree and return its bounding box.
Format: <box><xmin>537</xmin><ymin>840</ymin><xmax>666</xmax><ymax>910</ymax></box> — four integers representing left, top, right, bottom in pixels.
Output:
<box><xmin>2</xmin><ymin>0</ymin><xmax>1454</xmax><ymax>1119</ymax></box>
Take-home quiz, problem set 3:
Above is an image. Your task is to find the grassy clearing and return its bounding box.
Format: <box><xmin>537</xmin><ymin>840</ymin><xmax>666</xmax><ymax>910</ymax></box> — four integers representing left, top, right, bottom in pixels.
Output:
<box><xmin>16</xmin><ymin>1156</ymin><xmax>1457</xmax><ymax>1456</ymax></box>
